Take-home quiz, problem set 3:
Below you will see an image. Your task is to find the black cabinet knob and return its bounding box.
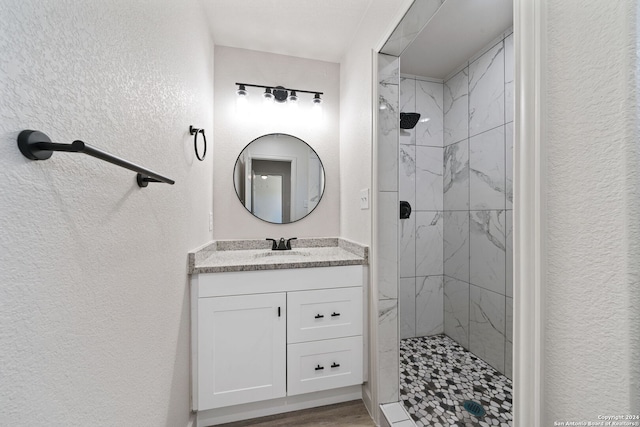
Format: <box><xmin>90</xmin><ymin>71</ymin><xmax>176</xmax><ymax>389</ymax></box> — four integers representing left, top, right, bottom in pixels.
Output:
<box><xmin>331</xmin><ymin>312</ymin><xmax>340</xmax><ymax>317</ymax></box>
<box><xmin>314</xmin><ymin>314</ymin><xmax>324</xmax><ymax>319</ymax></box>
<box><xmin>331</xmin><ymin>362</ymin><xmax>340</xmax><ymax>368</ymax></box>
<box><xmin>315</xmin><ymin>365</ymin><xmax>324</xmax><ymax>371</ymax></box>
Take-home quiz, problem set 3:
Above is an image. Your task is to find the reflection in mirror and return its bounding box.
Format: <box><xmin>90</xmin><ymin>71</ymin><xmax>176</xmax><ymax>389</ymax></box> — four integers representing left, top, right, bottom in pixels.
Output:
<box><xmin>233</xmin><ymin>134</ymin><xmax>325</xmax><ymax>224</ymax></box>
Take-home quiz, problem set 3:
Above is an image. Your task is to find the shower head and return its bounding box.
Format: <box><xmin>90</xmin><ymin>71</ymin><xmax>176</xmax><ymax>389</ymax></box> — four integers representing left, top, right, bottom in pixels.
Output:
<box><xmin>400</xmin><ymin>112</ymin><xmax>421</xmax><ymax>129</ymax></box>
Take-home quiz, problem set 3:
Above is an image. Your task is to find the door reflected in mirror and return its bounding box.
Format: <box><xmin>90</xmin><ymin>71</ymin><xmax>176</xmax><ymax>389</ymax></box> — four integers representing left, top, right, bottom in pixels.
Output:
<box><xmin>233</xmin><ymin>134</ymin><xmax>326</xmax><ymax>224</ymax></box>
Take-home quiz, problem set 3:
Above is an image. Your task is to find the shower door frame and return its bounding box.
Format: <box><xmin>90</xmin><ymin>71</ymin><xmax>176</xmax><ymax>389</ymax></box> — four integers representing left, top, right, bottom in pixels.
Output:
<box><xmin>369</xmin><ymin>0</ymin><xmax>547</xmax><ymax>425</ymax></box>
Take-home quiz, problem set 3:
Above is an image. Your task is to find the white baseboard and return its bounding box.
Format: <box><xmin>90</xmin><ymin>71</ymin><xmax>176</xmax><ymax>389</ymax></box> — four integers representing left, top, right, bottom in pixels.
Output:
<box><xmin>186</xmin><ymin>413</ymin><xmax>196</xmax><ymax>427</ymax></box>
<box><xmin>361</xmin><ymin>383</ymin><xmax>374</xmax><ymax>422</ymax></box>
<box><xmin>196</xmin><ymin>385</ymin><xmax>362</xmax><ymax>427</ymax></box>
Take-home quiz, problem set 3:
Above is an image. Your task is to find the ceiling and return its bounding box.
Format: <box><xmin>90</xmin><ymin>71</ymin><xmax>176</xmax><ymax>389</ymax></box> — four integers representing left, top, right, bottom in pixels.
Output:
<box><xmin>401</xmin><ymin>0</ymin><xmax>513</xmax><ymax>79</ymax></box>
<box><xmin>202</xmin><ymin>0</ymin><xmax>512</xmax><ymax>78</ymax></box>
<box><xmin>202</xmin><ymin>0</ymin><xmax>374</xmax><ymax>63</ymax></box>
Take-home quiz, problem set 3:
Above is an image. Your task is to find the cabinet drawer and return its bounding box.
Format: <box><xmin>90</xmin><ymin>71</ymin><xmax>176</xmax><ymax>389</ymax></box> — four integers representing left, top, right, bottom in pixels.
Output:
<box><xmin>287</xmin><ymin>287</ymin><xmax>362</xmax><ymax>343</ymax></box>
<box><xmin>195</xmin><ymin>266</ymin><xmax>364</xmax><ymax>297</ymax></box>
<box><xmin>287</xmin><ymin>336</ymin><xmax>363</xmax><ymax>396</ymax></box>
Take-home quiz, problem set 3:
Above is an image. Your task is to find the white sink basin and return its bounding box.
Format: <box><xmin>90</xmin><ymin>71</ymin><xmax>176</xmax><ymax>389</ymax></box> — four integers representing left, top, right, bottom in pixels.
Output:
<box><xmin>253</xmin><ymin>250</ymin><xmax>312</xmax><ymax>259</ymax></box>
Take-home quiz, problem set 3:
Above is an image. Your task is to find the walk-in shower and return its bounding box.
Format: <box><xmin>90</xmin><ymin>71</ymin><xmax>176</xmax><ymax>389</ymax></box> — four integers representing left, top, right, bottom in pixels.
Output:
<box><xmin>376</xmin><ymin>0</ymin><xmax>514</xmax><ymax>425</ymax></box>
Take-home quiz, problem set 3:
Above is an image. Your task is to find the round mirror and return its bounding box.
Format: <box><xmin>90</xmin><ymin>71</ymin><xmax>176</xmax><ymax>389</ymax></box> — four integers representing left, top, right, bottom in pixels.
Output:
<box><xmin>233</xmin><ymin>134</ymin><xmax>326</xmax><ymax>224</ymax></box>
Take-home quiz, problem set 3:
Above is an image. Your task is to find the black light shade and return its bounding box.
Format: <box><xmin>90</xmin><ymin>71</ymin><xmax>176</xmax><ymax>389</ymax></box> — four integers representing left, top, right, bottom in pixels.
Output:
<box><xmin>263</xmin><ymin>87</ymin><xmax>274</xmax><ymax>100</ymax></box>
<box><xmin>312</xmin><ymin>93</ymin><xmax>322</xmax><ymax>104</ymax></box>
<box><xmin>236</xmin><ymin>84</ymin><xmax>247</xmax><ymax>96</ymax></box>
<box><xmin>288</xmin><ymin>90</ymin><xmax>298</xmax><ymax>103</ymax></box>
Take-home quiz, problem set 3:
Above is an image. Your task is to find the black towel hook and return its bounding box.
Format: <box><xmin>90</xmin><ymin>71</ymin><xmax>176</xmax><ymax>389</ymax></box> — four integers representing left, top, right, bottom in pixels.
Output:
<box><xmin>190</xmin><ymin>125</ymin><xmax>207</xmax><ymax>161</ymax></box>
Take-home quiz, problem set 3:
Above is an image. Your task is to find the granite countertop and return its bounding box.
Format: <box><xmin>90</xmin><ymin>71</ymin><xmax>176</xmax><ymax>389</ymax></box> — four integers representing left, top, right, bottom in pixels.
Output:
<box><xmin>188</xmin><ymin>238</ymin><xmax>368</xmax><ymax>274</ymax></box>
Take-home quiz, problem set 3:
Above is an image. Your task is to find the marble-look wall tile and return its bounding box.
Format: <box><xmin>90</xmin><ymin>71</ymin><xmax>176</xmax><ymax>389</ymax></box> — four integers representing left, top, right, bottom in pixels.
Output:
<box><xmin>444</xmin><ymin>276</ymin><xmax>469</xmax><ymax>348</ymax></box>
<box><xmin>506</xmin><ymin>122</ymin><xmax>513</xmax><ymax>209</ymax></box>
<box><xmin>383</xmin><ymin>32</ymin><xmax>514</xmax><ymax>385</ymax></box>
<box><xmin>378</xmin><ymin>192</ymin><xmax>398</xmax><ymax>299</ymax></box>
<box><xmin>416</xmin><ymin>146</ymin><xmax>443</xmax><ymax>211</ymax></box>
<box><xmin>504</xmin><ymin>33</ymin><xmax>514</xmax><ymax>124</ymax></box>
<box><xmin>376</xmin><ymin>52</ymin><xmax>400</xmax><ymax>407</ymax></box>
<box><xmin>399</xmin><ymin>215</ymin><xmax>415</xmax><ymax>278</ymax></box>
<box><xmin>468</xmin><ymin>41</ymin><xmax>504</xmax><ymax>137</ymax></box>
<box><xmin>378</xmin><ymin>81</ymin><xmax>399</xmax><ymax>193</ymax></box>
<box><xmin>400</xmin><ymin>78</ymin><xmax>416</xmax><ymax>145</ymax></box>
<box><xmin>416</xmin><ymin>80</ymin><xmax>444</xmax><ymax>147</ymax></box>
<box><xmin>469</xmin><ymin>285</ymin><xmax>506</xmax><ymax>373</ymax></box>
<box><xmin>400</xmin><ymin>144</ymin><xmax>416</xmax><ymax>209</ymax></box>
<box><xmin>506</xmin><ymin>210</ymin><xmax>513</xmax><ymax>298</ymax></box>
<box><xmin>416</xmin><ymin>211</ymin><xmax>444</xmax><ymax>276</ymax></box>
<box><xmin>469</xmin><ymin>126</ymin><xmax>505</xmax><ymax>210</ymax></box>
<box><xmin>400</xmin><ymin>278</ymin><xmax>416</xmax><ymax>339</ymax></box>
<box><xmin>443</xmin><ymin>140</ymin><xmax>469</xmax><ymax>210</ymax></box>
<box><xmin>378</xmin><ymin>299</ymin><xmax>399</xmax><ymax>404</ymax></box>
<box><xmin>505</xmin><ymin>296</ymin><xmax>513</xmax><ymax>379</ymax></box>
<box><xmin>416</xmin><ymin>276</ymin><xmax>444</xmax><ymax>336</ymax></box>
<box><xmin>379</xmin><ymin>54</ymin><xmax>399</xmax><ymax>85</ymax></box>
<box><xmin>470</xmin><ymin>210</ymin><xmax>506</xmax><ymax>294</ymax></box>
<box><xmin>444</xmin><ymin>69</ymin><xmax>468</xmax><ymax>146</ymax></box>
<box><xmin>444</xmin><ymin>211</ymin><xmax>469</xmax><ymax>282</ymax></box>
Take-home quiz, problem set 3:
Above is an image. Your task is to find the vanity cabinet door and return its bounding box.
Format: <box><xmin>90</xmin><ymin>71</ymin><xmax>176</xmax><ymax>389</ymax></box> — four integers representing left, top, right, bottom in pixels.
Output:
<box><xmin>197</xmin><ymin>293</ymin><xmax>286</xmax><ymax>410</ymax></box>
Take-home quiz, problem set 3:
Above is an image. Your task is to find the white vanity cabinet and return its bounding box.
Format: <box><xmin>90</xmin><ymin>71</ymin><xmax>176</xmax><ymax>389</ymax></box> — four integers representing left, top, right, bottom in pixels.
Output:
<box><xmin>191</xmin><ymin>265</ymin><xmax>365</xmax><ymax>419</ymax></box>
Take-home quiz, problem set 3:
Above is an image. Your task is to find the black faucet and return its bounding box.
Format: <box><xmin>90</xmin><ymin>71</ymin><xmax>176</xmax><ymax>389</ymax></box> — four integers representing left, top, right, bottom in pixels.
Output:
<box><xmin>266</xmin><ymin>237</ymin><xmax>297</xmax><ymax>250</ymax></box>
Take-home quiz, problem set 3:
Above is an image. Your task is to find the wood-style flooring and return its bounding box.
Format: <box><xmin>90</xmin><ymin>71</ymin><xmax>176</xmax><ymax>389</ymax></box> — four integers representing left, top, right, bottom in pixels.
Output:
<box><xmin>216</xmin><ymin>400</ymin><xmax>375</xmax><ymax>427</ymax></box>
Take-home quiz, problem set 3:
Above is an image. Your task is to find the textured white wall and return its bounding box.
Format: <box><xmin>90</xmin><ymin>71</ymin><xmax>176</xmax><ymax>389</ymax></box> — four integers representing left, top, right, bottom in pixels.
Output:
<box><xmin>212</xmin><ymin>46</ymin><xmax>340</xmax><ymax>239</ymax></box>
<box><xmin>545</xmin><ymin>0</ymin><xmax>640</xmax><ymax>420</ymax></box>
<box><xmin>339</xmin><ymin>0</ymin><xmax>412</xmax><ymax>245</ymax></box>
<box><xmin>0</xmin><ymin>1</ymin><xmax>214</xmax><ymax>426</ymax></box>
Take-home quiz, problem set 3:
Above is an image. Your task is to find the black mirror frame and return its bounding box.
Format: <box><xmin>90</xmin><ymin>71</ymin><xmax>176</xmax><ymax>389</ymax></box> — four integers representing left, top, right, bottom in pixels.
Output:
<box><xmin>232</xmin><ymin>133</ymin><xmax>326</xmax><ymax>224</ymax></box>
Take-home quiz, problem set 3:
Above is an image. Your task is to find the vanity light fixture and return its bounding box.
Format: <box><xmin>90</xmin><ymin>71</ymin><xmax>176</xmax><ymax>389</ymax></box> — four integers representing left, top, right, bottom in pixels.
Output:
<box><xmin>235</xmin><ymin>83</ymin><xmax>323</xmax><ymax>105</ymax></box>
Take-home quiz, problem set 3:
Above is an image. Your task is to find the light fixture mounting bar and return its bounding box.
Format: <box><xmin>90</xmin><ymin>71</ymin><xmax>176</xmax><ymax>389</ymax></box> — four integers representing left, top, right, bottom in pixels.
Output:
<box><xmin>235</xmin><ymin>82</ymin><xmax>323</xmax><ymax>95</ymax></box>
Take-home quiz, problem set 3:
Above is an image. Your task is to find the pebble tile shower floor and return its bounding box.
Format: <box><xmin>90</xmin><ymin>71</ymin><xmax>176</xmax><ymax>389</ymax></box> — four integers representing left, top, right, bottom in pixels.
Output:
<box><xmin>400</xmin><ymin>335</ymin><xmax>512</xmax><ymax>426</ymax></box>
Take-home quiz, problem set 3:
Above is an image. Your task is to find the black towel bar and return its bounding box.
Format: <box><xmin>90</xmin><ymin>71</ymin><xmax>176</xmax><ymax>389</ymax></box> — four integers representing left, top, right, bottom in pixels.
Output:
<box><xmin>17</xmin><ymin>130</ymin><xmax>175</xmax><ymax>187</ymax></box>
